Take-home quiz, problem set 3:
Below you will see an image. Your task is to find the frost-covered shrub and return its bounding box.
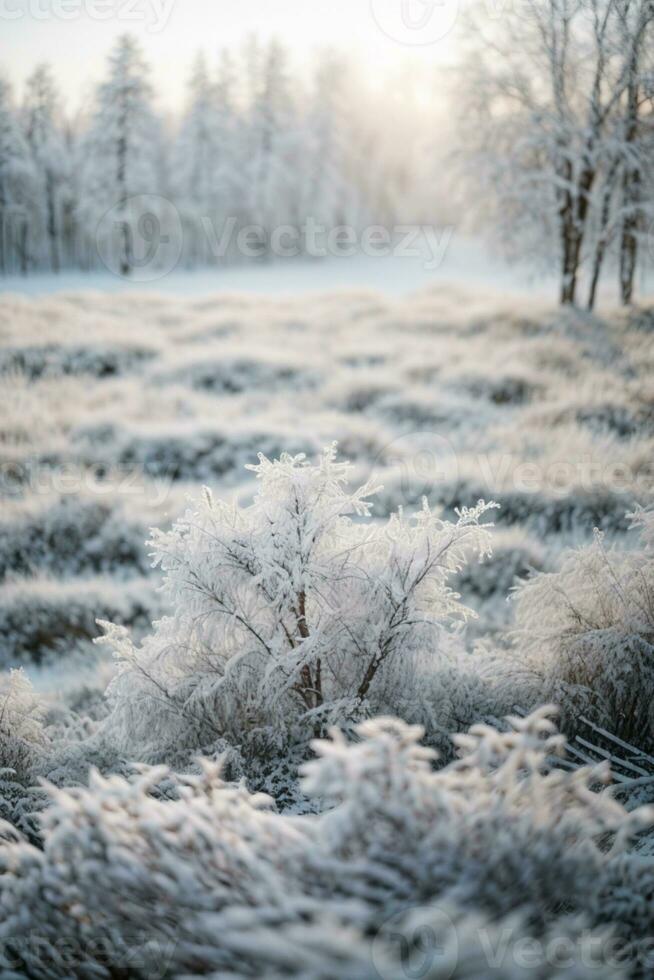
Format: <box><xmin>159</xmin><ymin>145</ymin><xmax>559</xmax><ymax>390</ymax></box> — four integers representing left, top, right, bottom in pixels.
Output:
<box><xmin>0</xmin><ymin>669</ymin><xmax>46</xmax><ymax>782</ymax></box>
<box><xmin>625</xmin><ymin>306</ymin><xmax>654</xmax><ymax>334</ymax></box>
<box><xmin>454</xmin><ymin>530</ymin><xmax>547</xmax><ymax>600</ymax></box>
<box><xmin>484</xmin><ymin>485</ymin><xmax>636</xmax><ymax>535</ymax></box>
<box><xmin>0</xmin><ymin>576</ymin><xmax>156</xmax><ymax>666</ymax></box>
<box><xmin>377</xmin><ymin>388</ymin><xmax>481</xmax><ymax>433</ymax></box>
<box><xmin>31</xmin><ymin>724</ymin><xmax>133</xmax><ymax>800</ymax></box>
<box><xmin>454</xmin><ymin>371</ymin><xmax>542</xmax><ymax>405</ymax></box>
<box><xmin>0</xmin><ymin>708</ymin><xmax>648</xmax><ymax>978</ymax></box>
<box><xmin>301</xmin><ymin>708</ymin><xmax>653</xmax><ymax>919</ymax></box>
<box><xmin>0</xmin><ymin>669</ymin><xmax>47</xmax><ymax>835</ymax></box>
<box><xmin>75</xmin><ymin>420</ymin><xmax>317</xmax><ymax>483</ymax></box>
<box><xmin>0</xmin><ymin>497</ymin><xmax>148</xmax><ymax>582</ymax></box>
<box><xmin>302</xmin><ymin>709</ymin><xmax>652</xmax><ymax>974</ymax></box>
<box><xmin>0</xmin><ymin>343</ymin><xmax>155</xmax><ymax>379</ymax></box>
<box><xmin>98</xmin><ymin>446</ymin><xmax>497</xmax><ymax>760</ymax></box>
<box><xmin>0</xmin><ymin>760</ymin><xmax>313</xmax><ymax>978</ymax></box>
<box><xmin>374</xmin><ymin>472</ymin><xmax>635</xmax><ymax>534</ymax></box>
<box><xmin>513</xmin><ymin>508</ymin><xmax>654</xmax><ymax>748</ymax></box>
<box><xmin>576</xmin><ymin>403</ymin><xmax>654</xmax><ymax>440</ymax></box>
<box><xmin>157</xmin><ymin>352</ymin><xmax>318</xmax><ymax>394</ymax></box>
<box><xmin>322</xmin><ymin>367</ymin><xmax>400</xmax><ymax>415</ymax></box>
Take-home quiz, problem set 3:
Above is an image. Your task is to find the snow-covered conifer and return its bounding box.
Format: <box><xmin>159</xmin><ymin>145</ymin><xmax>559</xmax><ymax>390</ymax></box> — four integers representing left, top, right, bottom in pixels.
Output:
<box><xmin>0</xmin><ymin>78</ymin><xmax>37</xmax><ymax>274</ymax></box>
<box><xmin>78</xmin><ymin>34</ymin><xmax>162</xmax><ymax>276</ymax></box>
<box><xmin>22</xmin><ymin>64</ymin><xmax>67</xmax><ymax>273</ymax></box>
<box><xmin>172</xmin><ymin>54</ymin><xmax>227</xmax><ymax>266</ymax></box>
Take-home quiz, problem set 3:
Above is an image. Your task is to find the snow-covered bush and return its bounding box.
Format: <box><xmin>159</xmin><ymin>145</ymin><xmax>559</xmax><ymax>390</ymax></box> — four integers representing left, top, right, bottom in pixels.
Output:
<box><xmin>0</xmin><ymin>669</ymin><xmax>47</xmax><ymax>835</ymax></box>
<box><xmin>0</xmin><ymin>342</ymin><xmax>155</xmax><ymax>379</ymax></box>
<box><xmin>453</xmin><ymin>369</ymin><xmax>542</xmax><ymax>405</ymax></box>
<box><xmin>454</xmin><ymin>528</ymin><xmax>547</xmax><ymax>601</ymax></box>
<box><xmin>75</xmin><ymin>419</ymin><xmax>317</xmax><ymax>483</ymax></box>
<box><xmin>513</xmin><ymin>508</ymin><xmax>654</xmax><ymax>748</ymax></box>
<box><xmin>0</xmin><ymin>497</ymin><xmax>148</xmax><ymax>582</ymax></box>
<box><xmin>0</xmin><ymin>669</ymin><xmax>46</xmax><ymax>782</ymax></box>
<box><xmin>155</xmin><ymin>350</ymin><xmax>319</xmax><ymax>395</ymax></box>
<box><xmin>98</xmin><ymin>446</ymin><xmax>497</xmax><ymax>760</ymax></box>
<box><xmin>0</xmin><ymin>708</ymin><xmax>649</xmax><ymax>978</ymax></box>
<box><xmin>0</xmin><ymin>575</ymin><xmax>157</xmax><ymax>666</ymax></box>
<box><xmin>302</xmin><ymin>708</ymin><xmax>652</xmax><ymax>922</ymax></box>
<box><xmin>373</xmin><ymin>468</ymin><xmax>637</xmax><ymax>534</ymax></box>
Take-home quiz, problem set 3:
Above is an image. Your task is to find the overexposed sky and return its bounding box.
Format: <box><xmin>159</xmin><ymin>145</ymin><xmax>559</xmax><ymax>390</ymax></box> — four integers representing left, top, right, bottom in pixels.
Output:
<box><xmin>2</xmin><ymin>0</ymin><xmax>462</xmax><ymax>113</ymax></box>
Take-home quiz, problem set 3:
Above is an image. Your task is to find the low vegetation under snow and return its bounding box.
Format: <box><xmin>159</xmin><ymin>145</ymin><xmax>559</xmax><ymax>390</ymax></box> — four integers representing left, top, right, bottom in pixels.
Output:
<box><xmin>0</xmin><ymin>284</ymin><xmax>653</xmax><ymax>977</ymax></box>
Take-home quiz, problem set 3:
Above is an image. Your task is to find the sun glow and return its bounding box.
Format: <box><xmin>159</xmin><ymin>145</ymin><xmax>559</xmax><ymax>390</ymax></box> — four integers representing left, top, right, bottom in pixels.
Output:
<box><xmin>2</xmin><ymin>0</ymin><xmax>462</xmax><ymax>112</ymax></box>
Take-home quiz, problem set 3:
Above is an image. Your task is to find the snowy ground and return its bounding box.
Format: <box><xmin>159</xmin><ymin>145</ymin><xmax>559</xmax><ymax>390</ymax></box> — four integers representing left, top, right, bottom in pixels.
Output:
<box><xmin>0</xmin><ymin>237</ymin><xmax>546</xmax><ymax>298</ymax></box>
<box><xmin>0</xmin><ymin>277</ymin><xmax>652</xmax><ymax>697</ymax></box>
<box><xmin>3</xmin><ymin>236</ymin><xmax>651</xmax><ymax>302</ymax></box>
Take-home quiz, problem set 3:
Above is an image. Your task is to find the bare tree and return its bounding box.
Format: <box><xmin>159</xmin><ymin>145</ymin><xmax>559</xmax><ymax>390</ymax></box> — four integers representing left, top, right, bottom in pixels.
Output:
<box><xmin>617</xmin><ymin>1</ymin><xmax>654</xmax><ymax>305</ymax></box>
<box><xmin>458</xmin><ymin>0</ymin><xmax>654</xmax><ymax>308</ymax></box>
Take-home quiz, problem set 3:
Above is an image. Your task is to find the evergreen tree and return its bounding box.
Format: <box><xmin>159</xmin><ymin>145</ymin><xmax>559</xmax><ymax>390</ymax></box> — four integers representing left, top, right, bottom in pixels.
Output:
<box><xmin>0</xmin><ymin>78</ymin><xmax>37</xmax><ymax>274</ymax></box>
<box><xmin>173</xmin><ymin>53</ymin><xmax>220</xmax><ymax>265</ymax></box>
<box><xmin>247</xmin><ymin>39</ymin><xmax>298</xmax><ymax>252</ymax></box>
<box><xmin>22</xmin><ymin>64</ymin><xmax>66</xmax><ymax>272</ymax></box>
<box><xmin>79</xmin><ymin>34</ymin><xmax>161</xmax><ymax>276</ymax></box>
<box><xmin>303</xmin><ymin>52</ymin><xmax>354</xmax><ymax>230</ymax></box>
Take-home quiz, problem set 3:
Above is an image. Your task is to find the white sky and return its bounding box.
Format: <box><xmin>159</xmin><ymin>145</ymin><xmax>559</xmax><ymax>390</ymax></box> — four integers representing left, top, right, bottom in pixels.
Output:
<box><xmin>1</xmin><ymin>0</ymin><xmax>462</xmax><ymax>114</ymax></box>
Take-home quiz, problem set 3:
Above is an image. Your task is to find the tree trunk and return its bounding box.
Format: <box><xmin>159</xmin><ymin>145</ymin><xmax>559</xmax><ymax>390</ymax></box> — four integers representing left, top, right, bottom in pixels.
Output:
<box><xmin>117</xmin><ymin>89</ymin><xmax>130</xmax><ymax>277</ymax></box>
<box><xmin>587</xmin><ymin>160</ymin><xmax>620</xmax><ymax>311</ymax></box>
<box><xmin>120</xmin><ymin>218</ymin><xmax>131</xmax><ymax>278</ymax></box>
<box><xmin>619</xmin><ymin>205</ymin><xmax>639</xmax><ymax>305</ymax></box>
<box><xmin>560</xmin><ymin>229</ymin><xmax>578</xmax><ymax>305</ymax></box>
<box><xmin>18</xmin><ymin>218</ymin><xmax>28</xmax><ymax>275</ymax></box>
<box><xmin>619</xmin><ymin>37</ymin><xmax>644</xmax><ymax>307</ymax></box>
<box><xmin>46</xmin><ymin>171</ymin><xmax>59</xmax><ymax>273</ymax></box>
<box><xmin>294</xmin><ymin>590</ymin><xmax>323</xmax><ymax>736</ymax></box>
<box><xmin>0</xmin><ymin>199</ymin><xmax>5</xmax><ymax>275</ymax></box>
<box><xmin>587</xmin><ymin>240</ymin><xmax>604</xmax><ymax>311</ymax></box>
<box><xmin>558</xmin><ymin>158</ymin><xmax>577</xmax><ymax>305</ymax></box>
<box><xmin>560</xmin><ymin>165</ymin><xmax>596</xmax><ymax>306</ymax></box>
<box><xmin>619</xmin><ymin>142</ymin><xmax>641</xmax><ymax>307</ymax></box>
